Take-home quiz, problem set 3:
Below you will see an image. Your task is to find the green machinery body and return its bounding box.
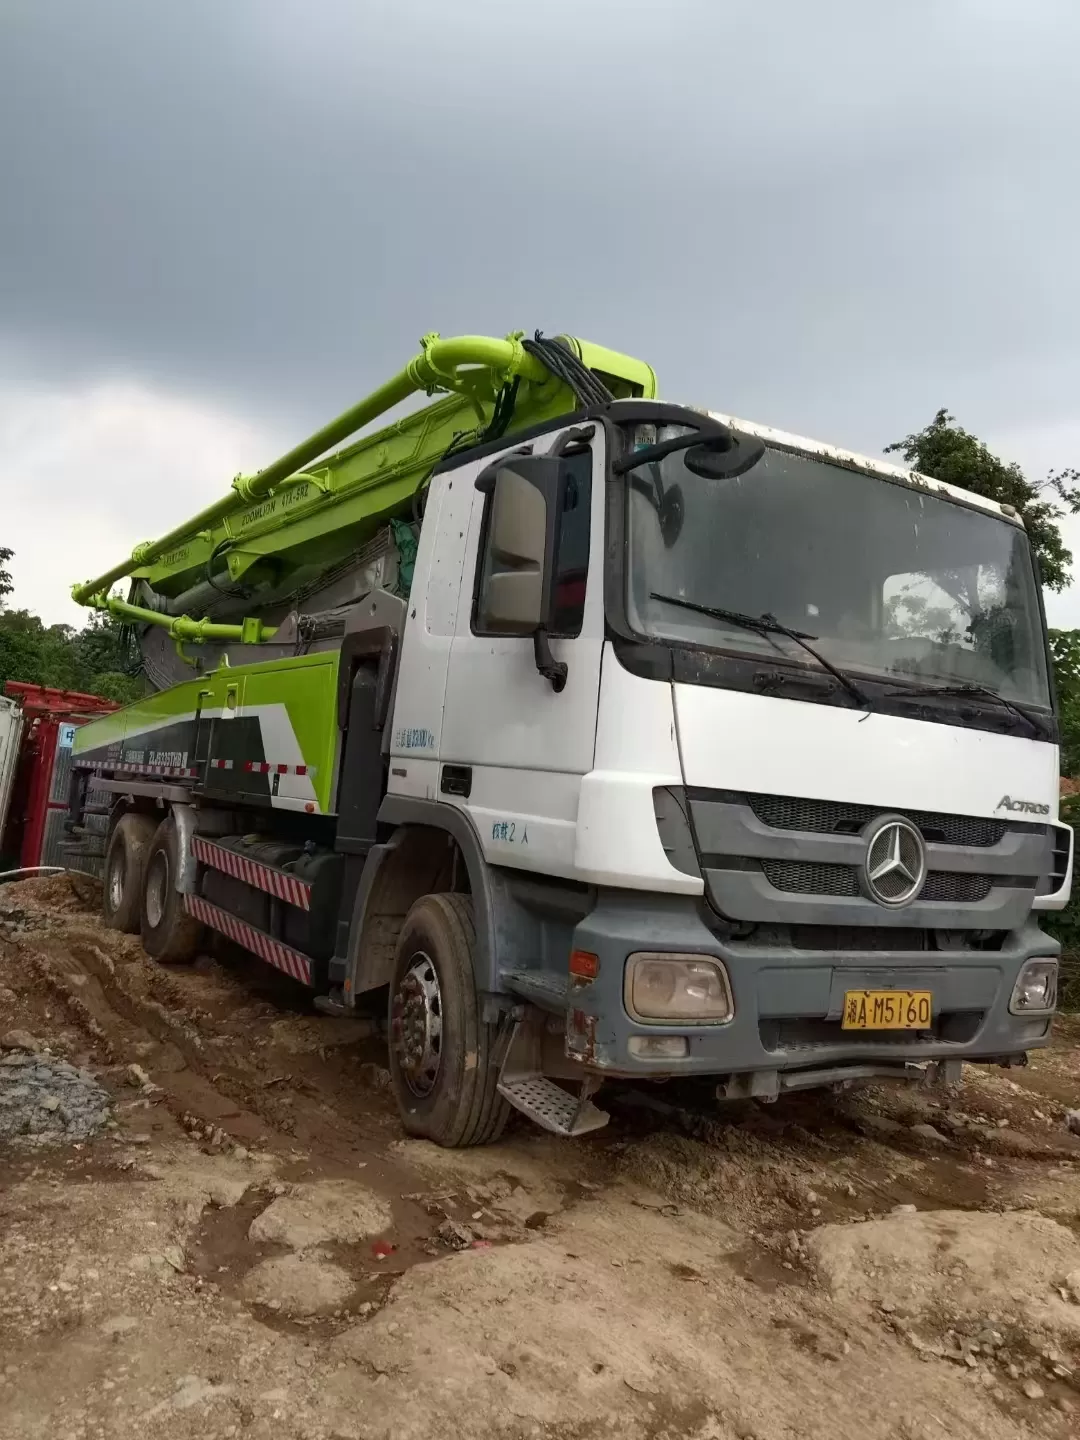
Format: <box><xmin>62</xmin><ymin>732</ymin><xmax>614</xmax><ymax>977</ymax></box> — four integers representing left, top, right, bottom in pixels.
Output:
<box><xmin>70</xmin><ymin>332</ymin><xmax>657</xmax><ymax>811</ymax></box>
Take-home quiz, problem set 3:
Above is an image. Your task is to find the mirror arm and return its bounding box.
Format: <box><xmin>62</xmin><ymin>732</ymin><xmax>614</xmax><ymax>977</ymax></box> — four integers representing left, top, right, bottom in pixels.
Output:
<box><xmin>533</xmin><ymin>630</ymin><xmax>568</xmax><ymax>693</ymax></box>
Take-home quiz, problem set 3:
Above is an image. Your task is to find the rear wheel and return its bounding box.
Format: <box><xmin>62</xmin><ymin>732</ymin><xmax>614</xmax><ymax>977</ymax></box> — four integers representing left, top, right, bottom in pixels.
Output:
<box><xmin>103</xmin><ymin>813</ymin><xmax>157</xmax><ymax>933</ymax></box>
<box><xmin>387</xmin><ymin>893</ymin><xmax>510</xmax><ymax>1147</ymax></box>
<box><xmin>140</xmin><ymin>816</ymin><xmax>203</xmax><ymax>964</ymax></box>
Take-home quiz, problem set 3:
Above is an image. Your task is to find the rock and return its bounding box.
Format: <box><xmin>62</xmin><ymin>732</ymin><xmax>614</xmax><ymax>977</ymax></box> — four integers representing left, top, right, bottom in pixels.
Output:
<box><xmin>249</xmin><ymin>1180</ymin><xmax>392</xmax><ymax>1250</ymax></box>
<box><xmin>99</xmin><ymin>1315</ymin><xmax>139</xmax><ymax>1336</ymax></box>
<box><xmin>909</xmin><ymin>1123</ymin><xmax>948</xmax><ymax>1145</ymax></box>
<box><xmin>160</xmin><ymin>1244</ymin><xmax>186</xmax><ymax>1273</ymax></box>
<box><xmin>39</xmin><ymin>1095</ymin><xmax>60</xmax><ymax>1112</ymax></box>
<box><xmin>860</xmin><ymin>1115</ymin><xmax>904</xmax><ymax>1137</ymax></box>
<box><xmin>127</xmin><ymin>1063</ymin><xmax>152</xmax><ymax>1088</ymax></box>
<box><xmin>205</xmin><ymin>1177</ymin><xmax>250</xmax><ymax>1209</ymax></box>
<box><xmin>241</xmin><ymin>1253</ymin><xmax>354</xmax><ymax>1315</ymax></box>
<box><xmin>1</xmin><ymin>1029</ymin><xmax>40</xmax><ymax>1052</ymax></box>
<box><xmin>1065</xmin><ymin>1109</ymin><xmax>1080</xmax><ymax>1137</ymax></box>
<box><xmin>436</xmin><ymin>1218</ymin><xmax>476</xmax><ymax>1250</ymax></box>
<box><xmin>169</xmin><ymin>1376</ymin><xmax>234</xmax><ymax>1412</ymax></box>
<box><xmin>804</xmin><ymin>1208</ymin><xmax>1080</xmax><ymax>1346</ymax></box>
<box><xmin>359</xmin><ymin>1062</ymin><xmax>392</xmax><ymax>1091</ymax></box>
<box><xmin>1022</xmin><ymin>1380</ymin><xmax>1045</xmax><ymax>1400</ymax></box>
<box><xmin>891</xmin><ymin>1204</ymin><xmax>918</xmax><ymax>1216</ymax></box>
<box><xmin>1063</xmin><ymin>1268</ymin><xmax>1080</xmax><ymax>1304</ymax></box>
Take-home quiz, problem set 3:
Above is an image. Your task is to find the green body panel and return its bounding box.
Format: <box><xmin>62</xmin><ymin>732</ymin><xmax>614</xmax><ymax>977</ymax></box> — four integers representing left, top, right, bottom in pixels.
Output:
<box><xmin>71</xmin><ymin>674</ymin><xmax>211</xmax><ymax>752</ymax></box>
<box><xmin>74</xmin><ymin>650</ymin><xmax>342</xmax><ymax>815</ymax></box>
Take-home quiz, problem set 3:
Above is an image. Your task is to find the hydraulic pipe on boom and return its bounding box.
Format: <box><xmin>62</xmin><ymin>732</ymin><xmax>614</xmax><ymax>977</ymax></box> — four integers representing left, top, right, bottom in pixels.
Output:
<box><xmin>71</xmin><ymin>334</ymin><xmax>556</xmax><ymax>641</ymax></box>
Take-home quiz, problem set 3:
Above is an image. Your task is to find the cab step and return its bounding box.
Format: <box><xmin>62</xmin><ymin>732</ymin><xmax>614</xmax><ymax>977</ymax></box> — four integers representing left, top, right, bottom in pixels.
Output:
<box><xmin>497</xmin><ymin>1076</ymin><xmax>609</xmax><ymax>1137</ymax></box>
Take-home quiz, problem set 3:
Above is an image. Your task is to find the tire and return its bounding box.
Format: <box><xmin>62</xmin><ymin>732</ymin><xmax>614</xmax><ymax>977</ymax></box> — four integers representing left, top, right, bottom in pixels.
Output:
<box><xmin>103</xmin><ymin>813</ymin><xmax>158</xmax><ymax>933</ymax></box>
<box><xmin>387</xmin><ymin>893</ymin><xmax>510</xmax><ymax>1148</ymax></box>
<box><xmin>139</xmin><ymin>815</ymin><xmax>204</xmax><ymax>964</ymax></box>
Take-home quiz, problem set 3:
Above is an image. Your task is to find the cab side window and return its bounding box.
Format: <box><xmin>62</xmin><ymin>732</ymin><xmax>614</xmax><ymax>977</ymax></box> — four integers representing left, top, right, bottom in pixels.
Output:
<box><xmin>473</xmin><ymin>449</ymin><xmax>592</xmax><ymax>638</ymax></box>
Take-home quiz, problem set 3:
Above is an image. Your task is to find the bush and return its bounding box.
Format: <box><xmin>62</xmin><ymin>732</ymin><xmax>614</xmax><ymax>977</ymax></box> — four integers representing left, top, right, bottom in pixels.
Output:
<box><xmin>1042</xmin><ymin>793</ymin><xmax>1080</xmax><ymax>1011</ymax></box>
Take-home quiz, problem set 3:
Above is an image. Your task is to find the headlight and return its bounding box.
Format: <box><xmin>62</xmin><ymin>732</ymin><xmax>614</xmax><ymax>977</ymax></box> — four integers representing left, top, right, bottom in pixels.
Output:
<box><xmin>625</xmin><ymin>953</ymin><xmax>733</xmax><ymax>1023</ymax></box>
<box><xmin>1009</xmin><ymin>959</ymin><xmax>1058</xmax><ymax>1014</ymax></box>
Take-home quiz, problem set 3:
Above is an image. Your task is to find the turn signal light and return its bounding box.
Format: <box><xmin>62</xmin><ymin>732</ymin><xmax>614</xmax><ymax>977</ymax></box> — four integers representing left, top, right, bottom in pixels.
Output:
<box><xmin>570</xmin><ymin>949</ymin><xmax>599</xmax><ymax>979</ymax></box>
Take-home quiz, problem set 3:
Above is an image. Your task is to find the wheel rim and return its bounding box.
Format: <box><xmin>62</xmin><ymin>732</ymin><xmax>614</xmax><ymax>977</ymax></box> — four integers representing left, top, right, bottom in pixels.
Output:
<box><xmin>391</xmin><ymin>951</ymin><xmax>443</xmax><ymax>1097</ymax></box>
<box><xmin>145</xmin><ymin>850</ymin><xmax>169</xmax><ymax>930</ymax></box>
<box><xmin>107</xmin><ymin>848</ymin><xmax>125</xmax><ymax>913</ymax></box>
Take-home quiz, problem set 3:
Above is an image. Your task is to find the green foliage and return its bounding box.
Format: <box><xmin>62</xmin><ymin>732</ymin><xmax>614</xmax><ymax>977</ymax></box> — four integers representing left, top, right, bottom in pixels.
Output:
<box><xmin>0</xmin><ymin>554</ymin><xmax>142</xmax><ymax>705</ymax></box>
<box><xmin>0</xmin><ymin>546</ymin><xmax>12</xmax><ymax>602</ymax></box>
<box><xmin>1049</xmin><ymin>629</ymin><xmax>1080</xmax><ymax>778</ymax></box>
<box><xmin>885</xmin><ymin>408</ymin><xmax>1080</xmax><ymax>592</ymax></box>
<box><xmin>1042</xmin><ymin>793</ymin><xmax>1080</xmax><ymax>1011</ymax></box>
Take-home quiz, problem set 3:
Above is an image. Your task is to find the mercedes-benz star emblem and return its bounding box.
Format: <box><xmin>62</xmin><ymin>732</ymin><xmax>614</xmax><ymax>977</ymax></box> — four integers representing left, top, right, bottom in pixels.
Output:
<box><xmin>862</xmin><ymin>816</ymin><xmax>927</xmax><ymax>908</ymax></box>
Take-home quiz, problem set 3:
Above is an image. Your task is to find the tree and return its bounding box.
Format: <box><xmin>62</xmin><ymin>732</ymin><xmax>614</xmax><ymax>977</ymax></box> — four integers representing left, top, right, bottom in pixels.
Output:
<box><xmin>885</xmin><ymin>409</ymin><xmax>1080</xmax><ymax>591</ymax></box>
<box><xmin>1049</xmin><ymin>629</ymin><xmax>1080</xmax><ymax>778</ymax></box>
<box><xmin>0</xmin><ymin>550</ymin><xmax>142</xmax><ymax>704</ymax></box>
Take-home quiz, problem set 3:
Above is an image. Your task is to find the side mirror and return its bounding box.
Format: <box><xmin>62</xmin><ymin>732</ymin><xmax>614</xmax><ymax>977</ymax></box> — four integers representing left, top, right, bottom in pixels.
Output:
<box><xmin>475</xmin><ymin>453</ymin><xmax>571</xmax><ymax>690</ymax></box>
<box><xmin>476</xmin><ymin>459</ymin><xmax>561</xmax><ymax>631</ymax></box>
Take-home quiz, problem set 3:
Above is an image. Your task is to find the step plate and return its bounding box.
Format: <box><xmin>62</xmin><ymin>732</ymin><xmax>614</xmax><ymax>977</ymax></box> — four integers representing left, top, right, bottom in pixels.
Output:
<box><xmin>498</xmin><ymin>1076</ymin><xmax>609</xmax><ymax>1137</ymax></box>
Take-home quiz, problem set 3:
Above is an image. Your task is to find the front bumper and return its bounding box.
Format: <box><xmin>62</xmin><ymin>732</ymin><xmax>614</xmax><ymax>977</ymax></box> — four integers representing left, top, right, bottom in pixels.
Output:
<box><xmin>565</xmin><ymin>890</ymin><xmax>1057</xmax><ymax>1082</ymax></box>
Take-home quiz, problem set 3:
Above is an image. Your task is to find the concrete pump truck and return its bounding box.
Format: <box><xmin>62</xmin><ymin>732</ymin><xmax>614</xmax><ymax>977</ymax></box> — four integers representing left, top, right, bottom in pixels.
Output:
<box><xmin>64</xmin><ymin>330</ymin><xmax>1071</xmax><ymax>1145</ymax></box>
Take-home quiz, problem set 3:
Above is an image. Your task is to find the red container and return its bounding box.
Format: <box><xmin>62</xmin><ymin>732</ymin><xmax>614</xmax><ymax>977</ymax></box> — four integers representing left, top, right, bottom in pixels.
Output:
<box><xmin>2</xmin><ymin>684</ymin><xmax>118</xmax><ymax>869</ymax></box>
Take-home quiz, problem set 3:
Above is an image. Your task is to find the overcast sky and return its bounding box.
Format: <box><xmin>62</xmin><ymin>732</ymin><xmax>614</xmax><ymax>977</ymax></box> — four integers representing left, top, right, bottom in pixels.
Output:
<box><xmin>2</xmin><ymin>0</ymin><xmax>1080</xmax><ymax>627</ymax></box>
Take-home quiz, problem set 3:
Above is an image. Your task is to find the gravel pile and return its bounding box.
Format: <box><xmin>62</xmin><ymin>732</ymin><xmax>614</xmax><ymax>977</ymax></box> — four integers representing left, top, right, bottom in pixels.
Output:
<box><xmin>0</xmin><ymin>1040</ymin><xmax>110</xmax><ymax>1145</ymax></box>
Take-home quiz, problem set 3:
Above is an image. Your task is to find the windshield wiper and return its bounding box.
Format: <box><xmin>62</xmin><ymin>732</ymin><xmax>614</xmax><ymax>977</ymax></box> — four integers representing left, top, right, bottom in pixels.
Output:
<box><xmin>650</xmin><ymin>592</ymin><xmax>872</xmax><ymax>712</ymax></box>
<box><xmin>885</xmin><ymin>679</ymin><xmax>1037</xmax><ymax>735</ymax></box>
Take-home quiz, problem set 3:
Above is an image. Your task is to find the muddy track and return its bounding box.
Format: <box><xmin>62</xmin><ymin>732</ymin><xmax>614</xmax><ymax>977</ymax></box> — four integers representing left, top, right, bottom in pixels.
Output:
<box><xmin>3</xmin><ymin>877</ymin><xmax>1080</xmax><ymax>1440</ymax></box>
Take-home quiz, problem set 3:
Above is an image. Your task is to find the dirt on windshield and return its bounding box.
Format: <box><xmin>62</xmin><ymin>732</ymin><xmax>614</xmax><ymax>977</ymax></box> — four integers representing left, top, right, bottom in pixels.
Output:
<box><xmin>1</xmin><ymin>874</ymin><xmax>1079</xmax><ymax>1440</ymax></box>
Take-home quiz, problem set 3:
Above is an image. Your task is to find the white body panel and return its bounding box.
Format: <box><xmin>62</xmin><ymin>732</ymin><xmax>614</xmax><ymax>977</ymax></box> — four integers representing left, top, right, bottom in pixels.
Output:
<box><xmin>0</xmin><ymin>695</ymin><xmax>23</xmax><ymax>852</ymax></box>
<box><xmin>395</xmin><ymin>428</ymin><xmax>610</xmax><ymax>877</ymax></box>
<box><xmin>672</xmin><ymin>682</ymin><xmax>1060</xmax><ymax>820</ymax></box>
<box><xmin>574</xmin><ymin>647</ymin><xmax>700</xmax><ymax>893</ymax></box>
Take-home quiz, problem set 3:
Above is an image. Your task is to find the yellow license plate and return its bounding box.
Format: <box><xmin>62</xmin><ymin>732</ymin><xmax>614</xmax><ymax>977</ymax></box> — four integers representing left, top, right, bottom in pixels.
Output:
<box><xmin>842</xmin><ymin>989</ymin><xmax>932</xmax><ymax>1030</ymax></box>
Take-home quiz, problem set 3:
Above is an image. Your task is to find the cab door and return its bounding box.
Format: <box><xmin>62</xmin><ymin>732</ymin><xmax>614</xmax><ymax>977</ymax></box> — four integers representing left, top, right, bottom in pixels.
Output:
<box><xmin>438</xmin><ymin>425</ymin><xmax>606</xmax><ymax>877</ymax></box>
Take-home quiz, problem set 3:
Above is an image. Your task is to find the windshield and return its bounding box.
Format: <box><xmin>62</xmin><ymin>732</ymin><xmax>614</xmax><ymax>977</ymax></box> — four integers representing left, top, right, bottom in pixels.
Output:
<box><xmin>624</xmin><ymin>434</ymin><xmax>1051</xmax><ymax>710</ymax></box>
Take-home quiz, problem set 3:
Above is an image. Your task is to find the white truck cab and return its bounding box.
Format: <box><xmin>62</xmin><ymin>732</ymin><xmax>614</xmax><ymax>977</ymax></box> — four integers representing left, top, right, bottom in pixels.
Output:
<box><xmin>364</xmin><ymin>398</ymin><xmax>1069</xmax><ymax>1135</ymax></box>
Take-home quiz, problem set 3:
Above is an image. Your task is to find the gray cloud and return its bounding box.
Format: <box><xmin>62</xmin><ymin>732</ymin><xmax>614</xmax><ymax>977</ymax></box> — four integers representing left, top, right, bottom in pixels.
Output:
<box><xmin>2</xmin><ymin>0</ymin><xmax>1079</xmax><ymax>591</ymax></box>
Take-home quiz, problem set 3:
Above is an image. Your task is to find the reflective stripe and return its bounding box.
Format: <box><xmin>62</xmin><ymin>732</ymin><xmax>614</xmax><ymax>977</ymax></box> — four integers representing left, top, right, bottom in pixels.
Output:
<box><xmin>184</xmin><ymin>893</ymin><xmax>312</xmax><ymax>986</ymax></box>
<box><xmin>191</xmin><ymin>835</ymin><xmax>312</xmax><ymax>911</ymax></box>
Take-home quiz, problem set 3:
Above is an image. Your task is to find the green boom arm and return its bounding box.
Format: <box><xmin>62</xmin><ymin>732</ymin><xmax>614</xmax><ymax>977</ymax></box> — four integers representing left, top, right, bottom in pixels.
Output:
<box><xmin>72</xmin><ymin>331</ymin><xmax>656</xmax><ymax>644</ymax></box>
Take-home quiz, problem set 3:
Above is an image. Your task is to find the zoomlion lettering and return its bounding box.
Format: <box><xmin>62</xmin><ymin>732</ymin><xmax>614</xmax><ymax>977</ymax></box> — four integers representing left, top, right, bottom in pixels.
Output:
<box><xmin>996</xmin><ymin>795</ymin><xmax>1051</xmax><ymax>815</ymax></box>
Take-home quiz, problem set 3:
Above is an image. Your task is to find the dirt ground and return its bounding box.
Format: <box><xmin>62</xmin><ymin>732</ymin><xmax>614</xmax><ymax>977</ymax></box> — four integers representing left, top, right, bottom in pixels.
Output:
<box><xmin>2</xmin><ymin>877</ymin><xmax>1079</xmax><ymax>1440</ymax></box>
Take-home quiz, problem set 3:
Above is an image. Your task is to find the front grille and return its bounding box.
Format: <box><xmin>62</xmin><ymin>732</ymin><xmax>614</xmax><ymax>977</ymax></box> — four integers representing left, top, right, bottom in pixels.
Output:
<box><xmin>921</xmin><ymin>872</ymin><xmax>993</xmax><ymax>903</ymax></box>
<box><xmin>762</xmin><ymin>859</ymin><xmax>858</xmax><ymax>896</ymax></box>
<box><xmin>761</xmin><ymin>859</ymin><xmax>993</xmax><ymax>904</ymax></box>
<box><xmin>748</xmin><ymin>793</ymin><xmax>1009</xmax><ymax>847</ymax></box>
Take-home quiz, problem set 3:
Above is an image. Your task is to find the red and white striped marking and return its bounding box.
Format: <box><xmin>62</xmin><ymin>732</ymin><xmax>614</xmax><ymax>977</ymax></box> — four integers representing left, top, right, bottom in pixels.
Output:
<box><xmin>191</xmin><ymin>835</ymin><xmax>311</xmax><ymax>911</ymax></box>
<box><xmin>184</xmin><ymin>893</ymin><xmax>312</xmax><ymax>986</ymax></box>
<box><xmin>210</xmin><ymin>758</ymin><xmax>233</xmax><ymax>771</ymax></box>
<box><xmin>241</xmin><ymin>760</ymin><xmax>315</xmax><ymax>776</ymax></box>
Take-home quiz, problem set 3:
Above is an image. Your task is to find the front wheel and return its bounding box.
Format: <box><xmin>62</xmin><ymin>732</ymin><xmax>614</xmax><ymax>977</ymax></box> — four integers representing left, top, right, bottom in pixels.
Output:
<box><xmin>140</xmin><ymin>816</ymin><xmax>204</xmax><ymax>964</ymax></box>
<box><xmin>387</xmin><ymin>893</ymin><xmax>510</xmax><ymax>1147</ymax></box>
